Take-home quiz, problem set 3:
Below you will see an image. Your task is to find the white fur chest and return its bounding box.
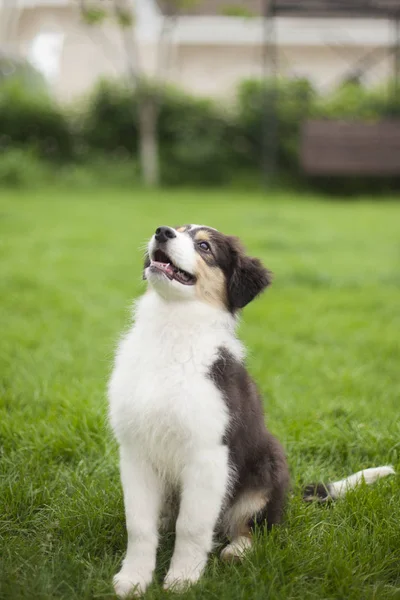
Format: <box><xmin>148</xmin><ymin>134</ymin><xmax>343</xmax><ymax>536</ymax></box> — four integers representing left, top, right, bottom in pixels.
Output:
<box><xmin>108</xmin><ymin>292</ymin><xmax>244</xmax><ymax>481</ymax></box>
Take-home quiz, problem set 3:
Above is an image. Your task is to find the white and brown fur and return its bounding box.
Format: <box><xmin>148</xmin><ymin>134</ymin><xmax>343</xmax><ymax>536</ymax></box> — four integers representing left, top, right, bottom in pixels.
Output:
<box><xmin>108</xmin><ymin>224</ymin><xmax>395</xmax><ymax>597</ymax></box>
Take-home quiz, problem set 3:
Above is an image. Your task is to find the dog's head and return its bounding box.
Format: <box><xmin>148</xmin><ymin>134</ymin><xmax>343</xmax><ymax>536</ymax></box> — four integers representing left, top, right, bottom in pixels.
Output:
<box><xmin>144</xmin><ymin>224</ymin><xmax>271</xmax><ymax>311</ymax></box>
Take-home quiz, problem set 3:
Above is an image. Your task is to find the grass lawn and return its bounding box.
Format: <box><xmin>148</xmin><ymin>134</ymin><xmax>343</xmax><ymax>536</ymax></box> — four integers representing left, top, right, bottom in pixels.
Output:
<box><xmin>1</xmin><ymin>187</ymin><xmax>400</xmax><ymax>600</ymax></box>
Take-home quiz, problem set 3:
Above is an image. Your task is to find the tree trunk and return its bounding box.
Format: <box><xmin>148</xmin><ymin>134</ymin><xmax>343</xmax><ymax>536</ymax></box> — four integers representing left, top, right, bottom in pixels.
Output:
<box><xmin>138</xmin><ymin>97</ymin><xmax>159</xmax><ymax>187</ymax></box>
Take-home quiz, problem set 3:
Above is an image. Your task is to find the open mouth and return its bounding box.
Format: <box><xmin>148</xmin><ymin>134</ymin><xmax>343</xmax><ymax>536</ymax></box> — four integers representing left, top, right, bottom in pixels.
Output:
<box><xmin>150</xmin><ymin>249</ymin><xmax>196</xmax><ymax>286</ymax></box>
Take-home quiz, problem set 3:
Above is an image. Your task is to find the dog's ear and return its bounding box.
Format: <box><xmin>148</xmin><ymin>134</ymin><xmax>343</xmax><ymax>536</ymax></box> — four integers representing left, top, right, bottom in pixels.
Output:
<box><xmin>227</xmin><ymin>246</ymin><xmax>272</xmax><ymax>311</ymax></box>
<box><xmin>143</xmin><ymin>254</ymin><xmax>150</xmax><ymax>280</ymax></box>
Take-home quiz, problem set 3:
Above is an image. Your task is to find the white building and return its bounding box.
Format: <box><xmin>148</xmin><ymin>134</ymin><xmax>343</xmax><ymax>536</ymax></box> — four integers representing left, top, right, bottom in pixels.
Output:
<box><xmin>0</xmin><ymin>0</ymin><xmax>396</xmax><ymax>102</ymax></box>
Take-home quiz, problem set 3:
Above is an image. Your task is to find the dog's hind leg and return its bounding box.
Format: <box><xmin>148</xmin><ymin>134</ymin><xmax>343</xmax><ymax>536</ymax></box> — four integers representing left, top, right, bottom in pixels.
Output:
<box><xmin>220</xmin><ymin>488</ymin><xmax>266</xmax><ymax>562</ymax></box>
<box><xmin>221</xmin><ymin>463</ymin><xmax>289</xmax><ymax>562</ymax></box>
<box><xmin>220</xmin><ymin>534</ymin><xmax>253</xmax><ymax>562</ymax></box>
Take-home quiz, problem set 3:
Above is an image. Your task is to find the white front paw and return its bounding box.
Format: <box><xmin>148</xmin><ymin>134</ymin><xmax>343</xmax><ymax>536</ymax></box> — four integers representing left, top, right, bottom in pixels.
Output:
<box><xmin>163</xmin><ymin>565</ymin><xmax>203</xmax><ymax>592</ymax></box>
<box><xmin>113</xmin><ymin>570</ymin><xmax>150</xmax><ymax>598</ymax></box>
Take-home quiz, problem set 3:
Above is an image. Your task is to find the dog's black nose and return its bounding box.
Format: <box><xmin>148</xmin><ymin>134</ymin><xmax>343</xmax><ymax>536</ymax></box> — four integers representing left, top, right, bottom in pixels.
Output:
<box><xmin>155</xmin><ymin>226</ymin><xmax>176</xmax><ymax>243</ymax></box>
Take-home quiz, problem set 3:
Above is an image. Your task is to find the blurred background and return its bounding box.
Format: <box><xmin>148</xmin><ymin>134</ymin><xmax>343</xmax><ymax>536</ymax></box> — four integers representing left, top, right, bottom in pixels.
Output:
<box><xmin>0</xmin><ymin>0</ymin><xmax>400</xmax><ymax>190</ymax></box>
<box><xmin>1</xmin><ymin>6</ymin><xmax>400</xmax><ymax>597</ymax></box>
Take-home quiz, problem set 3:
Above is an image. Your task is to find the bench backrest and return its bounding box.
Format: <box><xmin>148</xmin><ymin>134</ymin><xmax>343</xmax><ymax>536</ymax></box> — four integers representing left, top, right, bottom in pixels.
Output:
<box><xmin>300</xmin><ymin>120</ymin><xmax>400</xmax><ymax>175</ymax></box>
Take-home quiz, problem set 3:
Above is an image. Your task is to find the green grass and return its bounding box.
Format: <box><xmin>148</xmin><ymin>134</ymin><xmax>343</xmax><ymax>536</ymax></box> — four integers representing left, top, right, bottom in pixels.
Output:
<box><xmin>1</xmin><ymin>187</ymin><xmax>400</xmax><ymax>600</ymax></box>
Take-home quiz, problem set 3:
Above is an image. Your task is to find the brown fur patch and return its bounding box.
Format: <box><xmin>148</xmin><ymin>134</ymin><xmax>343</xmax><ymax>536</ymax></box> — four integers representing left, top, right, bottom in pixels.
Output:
<box><xmin>220</xmin><ymin>535</ymin><xmax>252</xmax><ymax>563</ymax></box>
<box><xmin>210</xmin><ymin>347</ymin><xmax>290</xmax><ymax>535</ymax></box>
<box><xmin>224</xmin><ymin>489</ymin><xmax>269</xmax><ymax>539</ymax></box>
<box><xmin>194</xmin><ymin>230</ymin><xmax>212</xmax><ymax>243</ymax></box>
<box><xmin>195</xmin><ymin>255</ymin><xmax>227</xmax><ymax>308</ymax></box>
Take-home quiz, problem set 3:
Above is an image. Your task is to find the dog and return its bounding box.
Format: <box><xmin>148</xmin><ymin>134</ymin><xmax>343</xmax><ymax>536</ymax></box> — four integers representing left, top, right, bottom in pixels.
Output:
<box><xmin>108</xmin><ymin>224</ymin><xmax>395</xmax><ymax>597</ymax></box>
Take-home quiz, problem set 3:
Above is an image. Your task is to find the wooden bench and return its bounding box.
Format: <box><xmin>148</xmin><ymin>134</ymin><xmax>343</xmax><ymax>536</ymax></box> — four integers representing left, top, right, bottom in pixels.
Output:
<box><xmin>300</xmin><ymin>120</ymin><xmax>400</xmax><ymax>175</ymax></box>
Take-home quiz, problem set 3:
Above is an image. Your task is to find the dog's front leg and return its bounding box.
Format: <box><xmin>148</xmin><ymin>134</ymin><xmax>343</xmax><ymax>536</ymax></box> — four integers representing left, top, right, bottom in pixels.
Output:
<box><xmin>164</xmin><ymin>445</ymin><xmax>229</xmax><ymax>591</ymax></box>
<box><xmin>114</xmin><ymin>447</ymin><xmax>162</xmax><ymax>598</ymax></box>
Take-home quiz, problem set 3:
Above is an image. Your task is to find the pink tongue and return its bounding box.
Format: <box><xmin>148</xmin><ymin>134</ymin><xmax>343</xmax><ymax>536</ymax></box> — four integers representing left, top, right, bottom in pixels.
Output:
<box><xmin>153</xmin><ymin>261</ymin><xmax>175</xmax><ymax>276</ymax></box>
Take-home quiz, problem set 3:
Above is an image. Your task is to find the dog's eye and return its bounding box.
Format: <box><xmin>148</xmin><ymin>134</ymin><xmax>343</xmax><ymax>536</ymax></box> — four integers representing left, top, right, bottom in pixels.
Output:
<box><xmin>198</xmin><ymin>241</ymin><xmax>211</xmax><ymax>252</ymax></box>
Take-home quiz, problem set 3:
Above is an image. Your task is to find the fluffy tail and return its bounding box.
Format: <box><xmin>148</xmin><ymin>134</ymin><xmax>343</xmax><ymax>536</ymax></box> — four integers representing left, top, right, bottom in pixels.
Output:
<box><xmin>303</xmin><ymin>466</ymin><xmax>395</xmax><ymax>502</ymax></box>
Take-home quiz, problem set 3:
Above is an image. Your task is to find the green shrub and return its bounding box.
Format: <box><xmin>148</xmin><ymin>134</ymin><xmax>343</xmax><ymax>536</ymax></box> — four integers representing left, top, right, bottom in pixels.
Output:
<box><xmin>0</xmin><ymin>54</ymin><xmax>48</xmax><ymax>93</ymax></box>
<box><xmin>0</xmin><ymin>148</ymin><xmax>48</xmax><ymax>187</ymax></box>
<box><xmin>82</xmin><ymin>81</ymin><xmax>239</xmax><ymax>184</ymax></box>
<box><xmin>0</xmin><ymin>147</ymin><xmax>140</xmax><ymax>189</ymax></box>
<box><xmin>314</xmin><ymin>81</ymin><xmax>400</xmax><ymax>120</ymax></box>
<box><xmin>81</xmin><ymin>79</ymin><xmax>138</xmax><ymax>157</ymax></box>
<box><xmin>236</xmin><ymin>78</ymin><xmax>316</xmax><ymax>173</ymax></box>
<box><xmin>159</xmin><ymin>89</ymin><xmax>238</xmax><ymax>184</ymax></box>
<box><xmin>314</xmin><ymin>83</ymin><xmax>378</xmax><ymax>120</ymax></box>
<box><xmin>1</xmin><ymin>73</ymin><xmax>400</xmax><ymax>190</ymax></box>
<box><xmin>0</xmin><ymin>79</ymin><xmax>75</xmax><ymax>161</ymax></box>
<box><xmin>55</xmin><ymin>155</ymin><xmax>139</xmax><ymax>188</ymax></box>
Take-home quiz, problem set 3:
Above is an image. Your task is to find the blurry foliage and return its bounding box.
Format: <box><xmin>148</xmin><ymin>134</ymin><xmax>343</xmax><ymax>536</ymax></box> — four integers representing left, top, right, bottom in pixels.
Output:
<box><xmin>0</xmin><ymin>54</ymin><xmax>48</xmax><ymax>92</ymax></box>
<box><xmin>82</xmin><ymin>80</ymin><xmax>238</xmax><ymax>184</ymax></box>
<box><xmin>0</xmin><ymin>79</ymin><xmax>74</xmax><ymax>160</ymax></box>
<box><xmin>220</xmin><ymin>5</ymin><xmax>255</xmax><ymax>17</ymax></box>
<box><xmin>114</xmin><ymin>7</ymin><xmax>134</xmax><ymax>27</ymax></box>
<box><xmin>82</xmin><ymin>80</ymin><xmax>139</xmax><ymax>155</ymax></box>
<box><xmin>314</xmin><ymin>81</ymin><xmax>400</xmax><ymax>119</ymax></box>
<box><xmin>158</xmin><ymin>0</ymin><xmax>201</xmax><ymax>16</ymax></box>
<box><xmin>237</xmin><ymin>78</ymin><xmax>316</xmax><ymax>173</ymax></box>
<box><xmin>1</xmin><ymin>72</ymin><xmax>400</xmax><ymax>187</ymax></box>
<box><xmin>80</xmin><ymin>6</ymin><xmax>108</xmax><ymax>25</ymax></box>
<box><xmin>0</xmin><ymin>148</ymin><xmax>139</xmax><ymax>189</ymax></box>
<box><xmin>79</xmin><ymin>1</ymin><xmax>133</xmax><ymax>27</ymax></box>
<box><xmin>152</xmin><ymin>88</ymin><xmax>238</xmax><ymax>185</ymax></box>
<box><xmin>0</xmin><ymin>148</ymin><xmax>48</xmax><ymax>187</ymax></box>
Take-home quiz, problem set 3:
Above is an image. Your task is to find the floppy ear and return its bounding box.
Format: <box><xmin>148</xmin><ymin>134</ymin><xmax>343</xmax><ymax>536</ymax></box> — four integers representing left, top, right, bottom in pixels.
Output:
<box><xmin>228</xmin><ymin>254</ymin><xmax>272</xmax><ymax>311</ymax></box>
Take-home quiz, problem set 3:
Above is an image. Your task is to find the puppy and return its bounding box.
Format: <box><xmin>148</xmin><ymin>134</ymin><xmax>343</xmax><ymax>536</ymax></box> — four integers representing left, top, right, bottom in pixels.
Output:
<box><xmin>108</xmin><ymin>224</ymin><xmax>394</xmax><ymax>597</ymax></box>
